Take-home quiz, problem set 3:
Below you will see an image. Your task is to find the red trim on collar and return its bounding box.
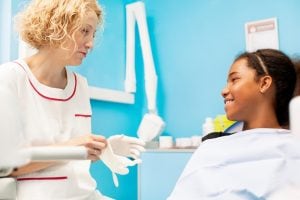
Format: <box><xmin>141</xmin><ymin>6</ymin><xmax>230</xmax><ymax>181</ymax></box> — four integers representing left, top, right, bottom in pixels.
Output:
<box><xmin>75</xmin><ymin>114</ymin><xmax>91</xmax><ymax>117</ymax></box>
<box><xmin>13</xmin><ymin>61</ymin><xmax>77</xmax><ymax>102</ymax></box>
<box><xmin>17</xmin><ymin>176</ymin><xmax>68</xmax><ymax>181</ymax></box>
<box><xmin>28</xmin><ymin>74</ymin><xmax>77</xmax><ymax>101</ymax></box>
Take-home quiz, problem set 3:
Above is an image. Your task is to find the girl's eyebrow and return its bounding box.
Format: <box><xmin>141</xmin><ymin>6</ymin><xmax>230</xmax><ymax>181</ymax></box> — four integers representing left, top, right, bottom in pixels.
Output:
<box><xmin>229</xmin><ymin>71</ymin><xmax>238</xmax><ymax>76</ymax></box>
<box><xmin>228</xmin><ymin>71</ymin><xmax>238</xmax><ymax>77</ymax></box>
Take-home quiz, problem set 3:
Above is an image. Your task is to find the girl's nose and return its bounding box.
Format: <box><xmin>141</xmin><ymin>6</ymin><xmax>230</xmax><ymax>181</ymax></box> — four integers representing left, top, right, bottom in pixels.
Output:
<box><xmin>221</xmin><ymin>85</ymin><xmax>229</xmax><ymax>98</ymax></box>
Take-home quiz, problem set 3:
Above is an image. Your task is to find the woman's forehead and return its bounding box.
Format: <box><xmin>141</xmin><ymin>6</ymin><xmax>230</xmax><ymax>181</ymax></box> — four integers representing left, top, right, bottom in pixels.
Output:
<box><xmin>82</xmin><ymin>11</ymin><xmax>98</xmax><ymax>28</ymax></box>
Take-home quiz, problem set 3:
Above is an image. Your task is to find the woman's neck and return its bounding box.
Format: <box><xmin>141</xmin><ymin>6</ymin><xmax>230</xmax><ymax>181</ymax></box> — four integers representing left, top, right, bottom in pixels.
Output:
<box><xmin>25</xmin><ymin>49</ymin><xmax>68</xmax><ymax>89</ymax></box>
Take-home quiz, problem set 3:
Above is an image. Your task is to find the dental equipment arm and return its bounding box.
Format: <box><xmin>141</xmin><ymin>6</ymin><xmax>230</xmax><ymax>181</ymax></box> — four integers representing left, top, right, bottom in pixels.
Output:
<box><xmin>134</xmin><ymin>2</ymin><xmax>158</xmax><ymax>113</ymax></box>
<box><xmin>26</xmin><ymin>146</ymin><xmax>87</xmax><ymax>161</ymax></box>
<box><xmin>125</xmin><ymin>4</ymin><xmax>136</xmax><ymax>93</ymax></box>
<box><xmin>125</xmin><ymin>2</ymin><xmax>166</xmax><ymax>142</ymax></box>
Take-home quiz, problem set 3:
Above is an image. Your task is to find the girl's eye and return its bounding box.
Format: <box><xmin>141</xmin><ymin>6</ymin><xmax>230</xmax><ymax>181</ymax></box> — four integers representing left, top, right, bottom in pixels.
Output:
<box><xmin>231</xmin><ymin>77</ymin><xmax>239</xmax><ymax>83</ymax></box>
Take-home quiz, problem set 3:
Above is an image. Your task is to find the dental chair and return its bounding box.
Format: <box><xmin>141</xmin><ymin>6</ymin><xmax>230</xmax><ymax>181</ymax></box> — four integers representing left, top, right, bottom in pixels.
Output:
<box><xmin>268</xmin><ymin>96</ymin><xmax>300</xmax><ymax>200</ymax></box>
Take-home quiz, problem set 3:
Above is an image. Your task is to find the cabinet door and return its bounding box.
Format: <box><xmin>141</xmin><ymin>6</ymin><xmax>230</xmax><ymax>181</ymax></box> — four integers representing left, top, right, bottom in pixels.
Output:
<box><xmin>138</xmin><ymin>151</ymin><xmax>193</xmax><ymax>200</ymax></box>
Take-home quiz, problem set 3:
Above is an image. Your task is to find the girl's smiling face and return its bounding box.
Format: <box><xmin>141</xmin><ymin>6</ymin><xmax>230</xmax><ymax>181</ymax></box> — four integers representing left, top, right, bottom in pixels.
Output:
<box><xmin>221</xmin><ymin>58</ymin><xmax>262</xmax><ymax>122</ymax></box>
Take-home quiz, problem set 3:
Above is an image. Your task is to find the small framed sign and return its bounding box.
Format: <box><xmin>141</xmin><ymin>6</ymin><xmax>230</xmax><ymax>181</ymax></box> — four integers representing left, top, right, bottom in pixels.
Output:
<box><xmin>245</xmin><ymin>17</ymin><xmax>279</xmax><ymax>52</ymax></box>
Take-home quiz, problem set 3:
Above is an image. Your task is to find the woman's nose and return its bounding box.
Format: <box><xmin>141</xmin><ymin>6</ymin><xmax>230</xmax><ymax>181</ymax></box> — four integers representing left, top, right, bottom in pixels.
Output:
<box><xmin>85</xmin><ymin>39</ymin><xmax>94</xmax><ymax>50</ymax></box>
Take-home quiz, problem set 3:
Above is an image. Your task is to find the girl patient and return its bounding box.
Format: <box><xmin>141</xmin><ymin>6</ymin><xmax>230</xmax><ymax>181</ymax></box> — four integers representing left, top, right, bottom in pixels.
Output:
<box><xmin>168</xmin><ymin>49</ymin><xmax>300</xmax><ymax>200</ymax></box>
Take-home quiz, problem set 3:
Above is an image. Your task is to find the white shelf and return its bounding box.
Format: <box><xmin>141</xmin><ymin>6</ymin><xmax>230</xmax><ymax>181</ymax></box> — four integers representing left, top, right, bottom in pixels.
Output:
<box><xmin>89</xmin><ymin>86</ymin><xmax>135</xmax><ymax>104</ymax></box>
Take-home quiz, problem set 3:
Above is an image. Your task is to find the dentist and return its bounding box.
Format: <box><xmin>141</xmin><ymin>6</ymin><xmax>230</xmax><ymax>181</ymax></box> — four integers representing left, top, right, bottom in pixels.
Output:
<box><xmin>0</xmin><ymin>0</ymin><xmax>144</xmax><ymax>199</ymax></box>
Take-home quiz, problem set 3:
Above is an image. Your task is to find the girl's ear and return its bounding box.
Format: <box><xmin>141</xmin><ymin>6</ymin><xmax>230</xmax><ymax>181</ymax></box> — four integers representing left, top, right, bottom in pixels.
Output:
<box><xmin>259</xmin><ymin>75</ymin><xmax>272</xmax><ymax>93</ymax></box>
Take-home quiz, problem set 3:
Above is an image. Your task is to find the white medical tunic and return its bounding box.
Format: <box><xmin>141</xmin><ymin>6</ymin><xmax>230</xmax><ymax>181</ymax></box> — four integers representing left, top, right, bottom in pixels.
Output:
<box><xmin>168</xmin><ymin>128</ymin><xmax>300</xmax><ymax>200</ymax></box>
<box><xmin>0</xmin><ymin>60</ymin><xmax>108</xmax><ymax>200</ymax></box>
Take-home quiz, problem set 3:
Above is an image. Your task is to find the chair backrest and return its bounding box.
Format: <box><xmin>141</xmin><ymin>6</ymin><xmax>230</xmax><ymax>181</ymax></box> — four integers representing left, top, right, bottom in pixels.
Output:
<box><xmin>290</xmin><ymin>96</ymin><xmax>300</xmax><ymax>135</ymax></box>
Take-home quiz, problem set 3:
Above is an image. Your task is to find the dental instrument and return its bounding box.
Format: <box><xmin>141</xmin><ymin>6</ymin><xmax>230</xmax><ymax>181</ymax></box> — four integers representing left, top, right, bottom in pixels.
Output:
<box><xmin>125</xmin><ymin>1</ymin><xmax>165</xmax><ymax>142</ymax></box>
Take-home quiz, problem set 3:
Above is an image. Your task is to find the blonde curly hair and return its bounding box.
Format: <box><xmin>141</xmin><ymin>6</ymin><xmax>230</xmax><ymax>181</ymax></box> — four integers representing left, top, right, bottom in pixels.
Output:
<box><xmin>15</xmin><ymin>0</ymin><xmax>103</xmax><ymax>50</ymax></box>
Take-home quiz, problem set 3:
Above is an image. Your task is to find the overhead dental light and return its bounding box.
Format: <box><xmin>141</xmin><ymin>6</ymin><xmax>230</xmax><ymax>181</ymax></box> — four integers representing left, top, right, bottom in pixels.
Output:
<box><xmin>125</xmin><ymin>1</ymin><xmax>165</xmax><ymax>142</ymax></box>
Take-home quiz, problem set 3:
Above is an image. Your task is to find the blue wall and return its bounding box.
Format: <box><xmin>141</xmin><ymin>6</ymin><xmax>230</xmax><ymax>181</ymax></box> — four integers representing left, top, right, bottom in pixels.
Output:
<box><xmin>82</xmin><ymin>1</ymin><xmax>300</xmax><ymax>199</ymax></box>
<box><xmin>3</xmin><ymin>0</ymin><xmax>300</xmax><ymax>199</ymax></box>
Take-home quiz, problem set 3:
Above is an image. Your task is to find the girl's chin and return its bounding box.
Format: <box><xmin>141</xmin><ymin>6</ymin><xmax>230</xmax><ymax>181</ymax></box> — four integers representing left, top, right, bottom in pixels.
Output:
<box><xmin>225</xmin><ymin>112</ymin><xmax>237</xmax><ymax>121</ymax></box>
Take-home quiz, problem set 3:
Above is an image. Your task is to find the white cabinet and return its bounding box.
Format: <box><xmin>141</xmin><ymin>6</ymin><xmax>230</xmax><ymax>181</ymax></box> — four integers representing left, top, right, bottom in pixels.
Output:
<box><xmin>138</xmin><ymin>149</ymin><xmax>194</xmax><ymax>200</ymax></box>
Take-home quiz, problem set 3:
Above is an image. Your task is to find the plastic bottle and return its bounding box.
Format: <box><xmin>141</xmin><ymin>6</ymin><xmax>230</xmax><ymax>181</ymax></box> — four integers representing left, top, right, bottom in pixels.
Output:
<box><xmin>202</xmin><ymin>117</ymin><xmax>214</xmax><ymax>136</ymax></box>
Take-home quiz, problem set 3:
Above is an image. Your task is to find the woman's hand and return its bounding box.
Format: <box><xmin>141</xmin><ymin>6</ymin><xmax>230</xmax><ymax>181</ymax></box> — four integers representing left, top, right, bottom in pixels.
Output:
<box><xmin>64</xmin><ymin>134</ymin><xmax>107</xmax><ymax>161</ymax></box>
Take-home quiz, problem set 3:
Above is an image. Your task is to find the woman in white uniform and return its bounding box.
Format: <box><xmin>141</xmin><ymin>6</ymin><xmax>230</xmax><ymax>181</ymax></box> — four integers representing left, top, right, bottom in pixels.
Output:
<box><xmin>168</xmin><ymin>49</ymin><xmax>300</xmax><ymax>200</ymax></box>
<box><xmin>0</xmin><ymin>0</ymin><xmax>143</xmax><ymax>199</ymax></box>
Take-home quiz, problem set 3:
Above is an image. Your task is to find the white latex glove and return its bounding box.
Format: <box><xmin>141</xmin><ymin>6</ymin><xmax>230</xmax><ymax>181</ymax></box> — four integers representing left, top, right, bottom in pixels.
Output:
<box><xmin>108</xmin><ymin>134</ymin><xmax>145</xmax><ymax>159</ymax></box>
<box><xmin>100</xmin><ymin>142</ymin><xmax>141</xmax><ymax>187</ymax></box>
